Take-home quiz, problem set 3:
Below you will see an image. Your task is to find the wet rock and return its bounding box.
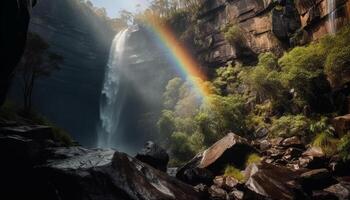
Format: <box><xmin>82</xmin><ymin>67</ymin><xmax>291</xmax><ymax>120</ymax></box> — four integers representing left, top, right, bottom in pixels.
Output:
<box><xmin>281</xmin><ymin>136</ymin><xmax>303</xmax><ymax>148</ymax></box>
<box><xmin>176</xmin><ymin>133</ymin><xmax>257</xmax><ymax>185</ymax></box>
<box><xmin>283</xmin><ymin>147</ymin><xmax>303</xmax><ymax>161</ymax></box>
<box><xmin>245</xmin><ymin>162</ymin><xmax>301</xmax><ymax>200</ymax></box>
<box><xmin>213</xmin><ymin>176</ymin><xmax>224</xmax><ymax>187</ymax></box>
<box><xmin>135</xmin><ymin>141</ymin><xmax>169</xmax><ymax>172</ymax></box>
<box><xmin>228</xmin><ymin>188</ymin><xmax>244</xmax><ymax>200</ymax></box>
<box><xmin>37</xmin><ymin>148</ymin><xmax>202</xmax><ymax>200</ymax></box>
<box><xmin>0</xmin><ymin>125</ymin><xmax>53</xmax><ymax>140</ymax></box>
<box><xmin>259</xmin><ymin>139</ymin><xmax>271</xmax><ymax>151</ymax></box>
<box><xmin>194</xmin><ymin>183</ymin><xmax>208</xmax><ymax>193</ymax></box>
<box><xmin>223</xmin><ymin>176</ymin><xmax>239</xmax><ymax>190</ymax></box>
<box><xmin>299</xmin><ymin>168</ymin><xmax>337</xmax><ymax>191</ymax></box>
<box><xmin>208</xmin><ymin>185</ymin><xmax>228</xmax><ymax>200</ymax></box>
<box><xmin>324</xmin><ymin>181</ymin><xmax>350</xmax><ymax>200</ymax></box>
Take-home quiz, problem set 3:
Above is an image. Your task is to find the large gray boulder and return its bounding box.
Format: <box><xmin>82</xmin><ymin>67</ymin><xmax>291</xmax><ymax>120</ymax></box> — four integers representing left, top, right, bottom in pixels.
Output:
<box><xmin>36</xmin><ymin>147</ymin><xmax>202</xmax><ymax>200</ymax></box>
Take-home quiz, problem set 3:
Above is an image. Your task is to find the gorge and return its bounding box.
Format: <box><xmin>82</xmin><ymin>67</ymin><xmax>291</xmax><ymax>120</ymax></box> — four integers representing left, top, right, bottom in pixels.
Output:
<box><xmin>1</xmin><ymin>0</ymin><xmax>350</xmax><ymax>200</ymax></box>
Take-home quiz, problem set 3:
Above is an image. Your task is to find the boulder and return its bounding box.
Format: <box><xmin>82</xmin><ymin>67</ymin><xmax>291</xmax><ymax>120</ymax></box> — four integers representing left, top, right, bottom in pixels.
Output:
<box><xmin>281</xmin><ymin>136</ymin><xmax>304</xmax><ymax>148</ymax></box>
<box><xmin>135</xmin><ymin>141</ymin><xmax>169</xmax><ymax>172</ymax></box>
<box><xmin>244</xmin><ymin>162</ymin><xmax>303</xmax><ymax>200</ymax></box>
<box><xmin>176</xmin><ymin>133</ymin><xmax>258</xmax><ymax>185</ymax></box>
<box><xmin>332</xmin><ymin>114</ymin><xmax>350</xmax><ymax>137</ymax></box>
<box><xmin>35</xmin><ymin>148</ymin><xmax>202</xmax><ymax>200</ymax></box>
<box><xmin>299</xmin><ymin>168</ymin><xmax>337</xmax><ymax>192</ymax></box>
<box><xmin>299</xmin><ymin>147</ymin><xmax>328</xmax><ymax>169</ymax></box>
<box><xmin>208</xmin><ymin>185</ymin><xmax>228</xmax><ymax>200</ymax></box>
<box><xmin>324</xmin><ymin>181</ymin><xmax>350</xmax><ymax>200</ymax></box>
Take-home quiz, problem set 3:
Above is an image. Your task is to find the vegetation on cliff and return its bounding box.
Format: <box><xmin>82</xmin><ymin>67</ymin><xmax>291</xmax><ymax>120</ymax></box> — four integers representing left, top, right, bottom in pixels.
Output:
<box><xmin>159</xmin><ymin>25</ymin><xmax>350</xmax><ymax>165</ymax></box>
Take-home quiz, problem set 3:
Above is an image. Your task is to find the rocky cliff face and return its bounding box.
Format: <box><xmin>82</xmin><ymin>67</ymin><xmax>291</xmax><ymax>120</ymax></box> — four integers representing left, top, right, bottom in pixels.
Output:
<box><xmin>0</xmin><ymin>0</ymin><xmax>36</xmax><ymax>106</ymax></box>
<box><xmin>196</xmin><ymin>0</ymin><xmax>350</xmax><ymax>67</ymax></box>
<box><xmin>10</xmin><ymin>0</ymin><xmax>115</xmax><ymax>146</ymax></box>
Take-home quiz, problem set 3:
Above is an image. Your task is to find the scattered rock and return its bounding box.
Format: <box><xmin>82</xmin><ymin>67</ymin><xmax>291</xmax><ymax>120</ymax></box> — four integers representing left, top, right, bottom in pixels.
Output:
<box><xmin>283</xmin><ymin>148</ymin><xmax>303</xmax><ymax>161</ymax></box>
<box><xmin>281</xmin><ymin>136</ymin><xmax>303</xmax><ymax>148</ymax></box>
<box><xmin>228</xmin><ymin>188</ymin><xmax>244</xmax><ymax>200</ymax></box>
<box><xmin>194</xmin><ymin>183</ymin><xmax>208</xmax><ymax>193</ymax></box>
<box><xmin>245</xmin><ymin>162</ymin><xmax>301</xmax><ymax>200</ymax></box>
<box><xmin>135</xmin><ymin>141</ymin><xmax>169</xmax><ymax>172</ymax></box>
<box><xmin>299</xmin><ymin>168</ymin><xmax>337</xmax><ymax>191</ymax></box>
<box><xmin>324</xmin><ymin>181</ymin><xmax>350</xmax><ymax>200</ymax></box>
<box><xmin>223</xmin><ymin>176</ymin><xmax>239</xmax><ymax>190</ymax></box>
<box><xmin>208</xmin><ymin>185</ymin><xmax>228</xmax><ymax>200</ymax></box>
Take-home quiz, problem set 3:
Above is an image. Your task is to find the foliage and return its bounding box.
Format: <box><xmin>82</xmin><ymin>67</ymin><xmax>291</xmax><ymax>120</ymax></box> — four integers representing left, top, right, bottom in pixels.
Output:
<box><xmin>246</xmin><ymin>153</ymin><xmax>261</xmax><ymax>166</ymax></box>
<box><xmin>159</xmin><ymin>25</ymin><xmax>350</xmax><ymax>164</ymax></box>
<box><xmin>270</xmin><ymin>115</ymin><xmax>310</xmax><ymax>137</ymax></box>
<box><xmin>223</xmin><ymin>24</ymin><xmax>242</xmax><ymax>45</ymax></box>
<box><xmin>224</xmin><ymin>165</ymin><xmax>245</xmax><ymax>182</ymax></box>
<box><xmin>312</xmin><ymin>132</ymin><xmax>339</xmax><ymax>156</ymax></box>
<box><xmin>325</xmin><ymin>45</ymin><xmax>350</xmax><ymax>86</ymax></box>
<box><xmin>338</xmin><ymin>134</ymin><xmax>350</xmax><ymax>161</ymax></box>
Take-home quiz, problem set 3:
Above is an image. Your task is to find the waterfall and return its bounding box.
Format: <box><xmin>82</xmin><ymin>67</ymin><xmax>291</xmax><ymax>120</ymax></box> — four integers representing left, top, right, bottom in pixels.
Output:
<box><xmin>328</xmin><ymin>0</ymin><xmax>337</xmax><ymax>34</ymax></box>
<box><xmin>97</xmin><ymin>29</ymin><xmax>130</xmax><ymax>148</ymax></box>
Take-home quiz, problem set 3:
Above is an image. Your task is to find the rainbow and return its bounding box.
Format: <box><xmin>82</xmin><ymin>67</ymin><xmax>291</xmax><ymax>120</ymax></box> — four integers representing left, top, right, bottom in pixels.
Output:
<box><xmin>143</xmin><ymin>16</ymin><xmax>211</xmax><ymax>98</ymax></box>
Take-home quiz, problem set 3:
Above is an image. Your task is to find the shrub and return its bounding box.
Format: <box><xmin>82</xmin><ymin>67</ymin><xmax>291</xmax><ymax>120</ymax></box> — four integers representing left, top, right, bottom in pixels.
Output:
<box><xmin>270</xmin><ymin>115</ymin><xmax>310</xmax><ymax>137</ymax></box>
<box><xmin>170</xmin><ymin>132</ymin><xmax>195</xmax><ymax>163</ymax></box>
<box><xmin>338</xmin><ymin>134</ymin><xmax>350</xmax><ymax>161</ymax></box>
<box><xmin>312</xmin><ymin>132</ymin><xmax>339</xmax><ymax>156</ymax></box>
<box><xmin>246</xmin><ymin>153</ymin><xmax>261</xmax><ymax>166</ymax></box>
<box><xmin>224</xmin><ymin>165</ymin><xmax>245</xmax><ymax>182</ymax></box>
<box><xmin>325</xmin><ymin>45</ymin><xmax>350</xmax><ymax>86</ymax></box>
<box><xmin>223</xmin><ymin>24</ymin><xmax>242</xmax><ymax>45</ymax></box>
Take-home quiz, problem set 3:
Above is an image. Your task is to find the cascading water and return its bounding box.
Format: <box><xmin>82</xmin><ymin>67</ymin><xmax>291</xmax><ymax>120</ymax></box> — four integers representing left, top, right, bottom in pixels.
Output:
<box><xmin>97</xmin><ymin>29</ymin><xmax>130</xmax><ymax>148</ymax></box>
<box><xmin>328</xmin><ymin>0</ymin><xmax>337</xmax><ymax>34</ymax></box>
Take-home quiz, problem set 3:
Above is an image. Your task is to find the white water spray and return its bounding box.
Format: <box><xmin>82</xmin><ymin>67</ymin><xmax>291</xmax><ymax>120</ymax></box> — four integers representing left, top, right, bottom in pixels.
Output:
<box><xmin>328</xmin><ymin>0</ymin><xmax>337</xmax><ymax>34</ymax></box>
<box><xmin>97</xmin><ymin>29</ymin><xmax>130</xmax><ymax>148</ymax></box>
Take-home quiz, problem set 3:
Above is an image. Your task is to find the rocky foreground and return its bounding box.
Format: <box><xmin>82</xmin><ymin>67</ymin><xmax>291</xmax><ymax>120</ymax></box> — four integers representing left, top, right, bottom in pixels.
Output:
<box><xmin>0</xmin><ymin>121</ymin><xmax>349</xmax><ymax>200</ymax></box>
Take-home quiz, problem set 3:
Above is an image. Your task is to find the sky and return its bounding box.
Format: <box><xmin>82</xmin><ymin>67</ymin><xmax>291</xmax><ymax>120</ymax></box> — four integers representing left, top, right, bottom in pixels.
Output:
<box><xmin>90</xmin><ymin>0</ymin><xmax>149</xmax><ymax>18</ymax></box>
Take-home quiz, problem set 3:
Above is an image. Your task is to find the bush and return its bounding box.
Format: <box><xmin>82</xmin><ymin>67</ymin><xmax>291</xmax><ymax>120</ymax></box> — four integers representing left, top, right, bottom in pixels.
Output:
<box><xmin>312</xmin><ymin>132</ymin><xmax>339</xmax><ymax>156</ymax></box>
<box><xmin>325</xmin><ymin>45</ymin><xmax>350</xmax><ymax>86</ymax></box>
<box><xmin>223</xmin><ymin>24</ymin><xmax>242</xmax><ymax>45</ymax></box>
<box><xmin>270</xmin><ymin>115</ymin><xmax>310</xmax><ymax>137</ymax></box>
<box><xmin>170</xmin><ymin>132</ymin><xmax>195</xmax><ymax>163</ymax></box>
<box><xmin>224</xmin><ymin>165</ymin><xmax>245</xmax><ymax>182</ymax></box>
<box><xmin>246</xmin><ymin>153</ymin><xmax>261</xmax><ymax>166</ymax></box>
<box><xmin>338</xmin><ymin>134</ymin><xmax>350</xmax><ymax>161</ymax></box>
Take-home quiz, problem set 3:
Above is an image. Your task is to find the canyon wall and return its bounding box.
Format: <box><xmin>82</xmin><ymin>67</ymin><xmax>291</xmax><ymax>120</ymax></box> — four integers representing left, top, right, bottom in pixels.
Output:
<box><xmin>10</xmin><ymin>0</ymin><xmax>115</xmax><ymax>146</ymax></box>
<box><xmin>196</xmin><ymin>0</ymin><xmax>350</xmax><ymax>67</ymax></box>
